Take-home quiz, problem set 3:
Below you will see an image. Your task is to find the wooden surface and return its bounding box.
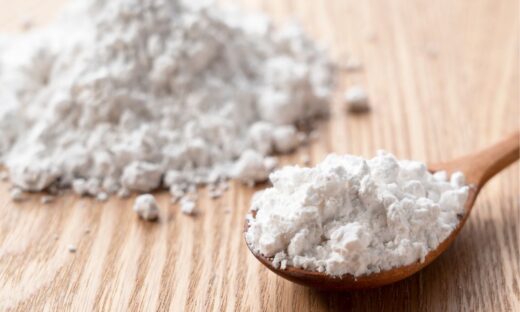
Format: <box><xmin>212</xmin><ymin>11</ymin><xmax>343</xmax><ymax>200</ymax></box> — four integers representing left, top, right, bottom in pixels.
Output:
<box><xmin>0</xmin><ymin>0</ymin><xmax>518</xmax><ymax>311</ymax></box>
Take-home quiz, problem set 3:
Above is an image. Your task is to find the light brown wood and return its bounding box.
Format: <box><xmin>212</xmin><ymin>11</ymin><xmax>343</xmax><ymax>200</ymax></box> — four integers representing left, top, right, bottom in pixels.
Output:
<box><xmin>0</xmin><ymin>0</ymin><xmax>519</xmax><ymax>310</ymax></box>
<box><xmin>430</xmin><ymin>131</ymin><xmax>520</xmax><ymax>186</ymax></box>
<box><xmin>246</xmin><ymin>132</ymin><xmax>520</xmax><ymax>290</ymax></box>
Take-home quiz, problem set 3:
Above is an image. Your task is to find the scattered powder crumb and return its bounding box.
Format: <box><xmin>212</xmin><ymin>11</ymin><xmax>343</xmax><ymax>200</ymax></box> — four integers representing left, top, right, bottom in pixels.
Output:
<box><xmin>96</xmin><ymin>192</ymin><xmax>108</xmax><ymax>202</ymax></box>
<box><xmin>219</xmin><ymin>181</ymin><xmax>229</xmax><ymax>191</ymax></box>
<box><xmin>246</xmin><ymin>151</ymin><xmax>469</xmax><ymax>277</ymax></box>
<box><xmin>117</xmin><ymin>188</ymin><xmax>131</xmax><ymax>199</ymax></box>
<box><xmin>10</xmin><ymin>187</ymin><xmax>25</xmax><ymax>202</ymax></box>
<box><xmin>180</xmin><ymin>197</ymin><xmax>197</xmax><ymax>215</ymax></box>
<box><xmin>67</xmin><ymin>244</ymin><xmax>77</xmax><ymax>253</ymax></box>
<box><xmin>40</xmin><ymin>195</ymin><xmax>55</xmax><ymax>204</ymax></box>
<box><xmin>0</xmin><ymin>171</ymin><xmax>8</xmax><ymax>181</ymax></box>
<box><xmin>133</xmin><ymin>194</ymin><xmax>160</xmax><ymax>221</ymax></box>
<box><xmin>209</xmin><ymin>181</ymin><xmax>229</xmax><ymax>199</ymax></box>
<box><xmin>53</xmin><ymin>234</ymin><xmax>59</xmax><ymax>240</ymax></box>
<box><xmin>345</xmin><ymin>86</ymin><xmax>370</xmax><ymax>113</ymax></box>
<box><xmin>84</xmin><ymin>228</ymin><xmax>91</xmax><ymax>234</ymax></box>
<box><xmin>209</xmin><ymin>189</ymin><xmax>223</xmax><ymax>199</ymax></box>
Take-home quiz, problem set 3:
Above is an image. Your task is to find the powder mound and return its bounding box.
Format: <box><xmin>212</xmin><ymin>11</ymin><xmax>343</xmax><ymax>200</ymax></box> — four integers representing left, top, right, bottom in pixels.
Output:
<box><xmin>0</xmin><ymin>0</ymin><xmax>334</xmax><ymax>199</ymax></box>
<box><xmin>245</xmin><ymin>151</ymin><xmax>469</xmax><ymax>277</ymax></box>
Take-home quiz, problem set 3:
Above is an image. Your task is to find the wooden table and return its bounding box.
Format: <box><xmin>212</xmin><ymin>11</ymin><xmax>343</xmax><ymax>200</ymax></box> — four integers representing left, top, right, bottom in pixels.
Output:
<box><xmin>0</xmin><ymin>0</ymin><xmax>518</xmax><ymax>310</ymax></box>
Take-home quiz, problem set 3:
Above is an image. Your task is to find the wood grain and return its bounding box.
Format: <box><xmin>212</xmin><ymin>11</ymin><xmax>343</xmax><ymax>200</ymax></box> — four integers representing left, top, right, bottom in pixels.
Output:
<box><xmin>0</xmin><ymin>0</ymin><xmax>518</xmax><ymax>311</ymax></box>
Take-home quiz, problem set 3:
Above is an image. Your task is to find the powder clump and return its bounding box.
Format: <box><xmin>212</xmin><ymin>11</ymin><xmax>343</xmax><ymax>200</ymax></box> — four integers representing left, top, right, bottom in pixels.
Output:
<box><xmin>133</xmin><ymin>194</ymin><xmax>160</xmax><ymax>221</ymax></box>
<box><xmin>245</xmin><ymin>151</ymin><xmax>469</xmax><ymax>277</ymax></box>
<box><xmin>344</xmin><ymin>85</ymin><xmax>370</xmax><ymax>113</ymax></box>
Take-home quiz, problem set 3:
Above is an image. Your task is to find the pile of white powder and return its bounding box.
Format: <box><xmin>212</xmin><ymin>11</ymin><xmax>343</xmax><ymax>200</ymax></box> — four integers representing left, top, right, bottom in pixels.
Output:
<box><xmin>0</xmin><ymin>0</ymin><xmax>334</xmax><ymax>202</ymax></box>
<box><xmin>245</xmin><ymin>151</ymin><xmax>469</xmax><ymax>276</ymax></box>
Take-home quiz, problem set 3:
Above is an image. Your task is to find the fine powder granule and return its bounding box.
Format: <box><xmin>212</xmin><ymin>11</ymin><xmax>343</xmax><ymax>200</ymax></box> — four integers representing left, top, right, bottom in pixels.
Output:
<box><xmin>0</xmin><ymin>0</ymin><xmax>334</xmax><ymax>201</ymax></box>
<box><xmin>245</xmin><ymin>151</ymin><xmax>469</xmax><ymax>276</ymax></box>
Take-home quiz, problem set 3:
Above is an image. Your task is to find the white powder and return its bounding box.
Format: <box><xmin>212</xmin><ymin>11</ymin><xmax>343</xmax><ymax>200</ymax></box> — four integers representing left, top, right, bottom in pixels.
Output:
<box><xmin>231</xmin><ymin>150</ymin><xmax>278</xmax><ymax>185</ymax></box>
<box><xmin>40</xmin><ymin>195</ymin><xmax>55</xmax><ymax>204</ymax></box>
<box><xmin>245</xmin><ymin>151</ymin><xmax>469</xmax><ymax>277</ymax></box>
<box><xmin>9</xmin><ymin>187</ymin><xmax>25</xmax><ymax>202</ymax></box>
<box><xmin>345</xmin><ymin>85</ymin><xmax>370</xmax><ymax>113</ymax></box>
<box><xmin>180</xmin><ymin>196</ymin><xmax>197</xmax><ymax>215</ymax></box>
<box><xmin>67</xmin><ymin>244</ymin><xmax>77</xmax><ymax>253</ymax></box>
<box><xmin>0</xmin><ymin>0</ymin><xmax>334</xmax><ymax>204</ymax></box>
<box><xmin>117</xmin><ymin>188</ymin><xmax>131</xmax><ymax>199</ymax></box>
<box><xmin>133</xmin><ymin>194</ymin><xmax>160</xmax><ymax>221</ymax></box>
<box><xmin>96</xmin><ymin>192</ymin><xmax>109</xmax><ymax>202</ymax></box>
<box><xmin>209</xmin><ymin>191</ymin><xmax>221</xmax><ymax>199</ymax></box>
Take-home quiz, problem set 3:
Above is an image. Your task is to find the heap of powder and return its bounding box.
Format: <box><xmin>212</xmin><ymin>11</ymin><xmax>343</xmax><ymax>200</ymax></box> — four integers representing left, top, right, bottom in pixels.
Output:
<box><xmin>0</xmin><ymin>0</ymin><xmax>334</xmax><ymax>202</ymax></box>
<box><xmin>245</xmin><ymin>151</ymin><xmax>469</xmax><ymax>276</ymax></box>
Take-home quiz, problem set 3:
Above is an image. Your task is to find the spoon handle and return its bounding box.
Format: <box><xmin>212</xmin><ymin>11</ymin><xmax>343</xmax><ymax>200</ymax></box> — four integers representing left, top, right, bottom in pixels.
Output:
<box><xmin>431</xmin><ymin>131</ymin><xmax>520</xmax><ymax>186</ymax></box>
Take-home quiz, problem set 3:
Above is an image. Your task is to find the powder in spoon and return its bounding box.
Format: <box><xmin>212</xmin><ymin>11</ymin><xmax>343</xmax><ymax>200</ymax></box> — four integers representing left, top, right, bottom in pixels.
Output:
<box><xmin>245</xmin><ymin>151</ymin><xmax>469</xmax><ymax>276</ymax></box>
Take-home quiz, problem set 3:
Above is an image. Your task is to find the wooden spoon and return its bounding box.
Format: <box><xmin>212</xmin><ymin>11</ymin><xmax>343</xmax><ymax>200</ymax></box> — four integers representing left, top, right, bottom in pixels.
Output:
<box><xmin>244</xmin><ymin>131</ymin><xmax>519</xmax><ymax>291</ymax></box>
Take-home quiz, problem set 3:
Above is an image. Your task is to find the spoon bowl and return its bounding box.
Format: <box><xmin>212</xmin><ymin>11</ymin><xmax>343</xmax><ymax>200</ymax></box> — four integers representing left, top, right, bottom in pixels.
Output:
<box><xmin>244</xmin><ymin>132</ymin><xmax>519</xmax><ymax>291</ymax></box>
